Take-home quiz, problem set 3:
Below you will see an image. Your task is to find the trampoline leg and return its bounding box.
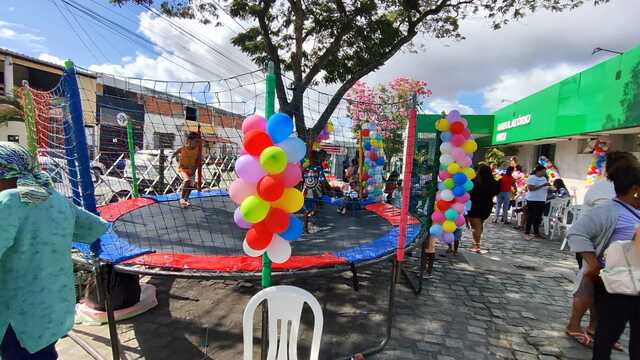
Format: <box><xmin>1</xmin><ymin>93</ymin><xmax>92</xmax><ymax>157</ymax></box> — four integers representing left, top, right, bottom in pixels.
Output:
<box><xmin>343</xmin><ymin>258</ymin><xmax>400</xmax><ymax>359</ymax></box>
<box><xmin>350</xmin><ymin>263</ymin><xmax>359</xmax><ymax>292</ymax></box>
<box><xmin>303</xmin><ymin>212</ymin><xmax>310</xmax><ymax>234</ymax></box>
<box><xmin>400</xmin><ymin>236</ymin><xmax>430</xmax><ymax>295</ymax></box>
<box><xmin>96</xmin><ymin>263</ymin><xmax>122</xmax><ymax>360</ymax></box>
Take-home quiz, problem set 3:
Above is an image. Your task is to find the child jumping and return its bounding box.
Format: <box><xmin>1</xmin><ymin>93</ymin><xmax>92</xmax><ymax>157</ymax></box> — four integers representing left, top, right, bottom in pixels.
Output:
<box><xmin>303</xmin><ymin>151</ymin><xmax>327</xmax><ymax>216</ymax></box>
<box><xmin>173</xmin><ymin>132</ymin><xmax>201</xmax><ymax>207</ymax></box>
<box><xmin>0</xmin><ymin>142</ymin><xmax>108</xmax><ymax>359</ymax></box>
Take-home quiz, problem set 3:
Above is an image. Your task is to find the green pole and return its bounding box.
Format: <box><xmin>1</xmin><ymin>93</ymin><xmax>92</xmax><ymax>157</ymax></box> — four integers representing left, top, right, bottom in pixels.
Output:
<box><xmin>127</xmin><ymin>117</ymin><xmax>140</xmax><ymax>198</ymax></box>
<box><xmin>262</xmin><ymin>62</ymin><xmax>276</xmax><ymax>288</ymax></box>
<box><xmin>21</xmin><ymin>81</ymin><xmax>38</xmax><ymax>156</ymax></box>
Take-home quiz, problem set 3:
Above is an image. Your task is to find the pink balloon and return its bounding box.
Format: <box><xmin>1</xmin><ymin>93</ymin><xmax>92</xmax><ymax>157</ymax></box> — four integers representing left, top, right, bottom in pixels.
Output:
<box><xmin>456</xmin><ymin>193</ymin><xmax>470</xmax><ymax>203</ymax></box>
<box><xmin>229</xmin><ymin>178</ymin><xmax>256</xmax><ymax>205</ymax></box>
<box><xmin>462</xmin><ymin>157</ymin><xmax>473</xmax><ymax>167</ymax></box>
<box><xmin>451</xmin><ymin>134</ymin><xmax>466</xmax><ymax>147</ymax></box>
<box><xmin>235</xmin><ymin>155</ymin><xmax>266</xmax><ymax>183</ymax></box>
<box><xmin>234</xmin><ymin>207</ymin><xmax>252</xmax><ymax>229</ymax></box>
<box><xmin>438</xmin><ymin>171</ymin><xmax>451</xmax><ymax>180</ymax></box>
<box><xmin>452</xmin><ymin>203</ymin><xmax>465</xmax><ymax>213</ymax></box>
<box><xmin>461</xmin><ymin>128</ymin><xmax>471</xmax><ymax>139</ymax></box>
<box><xmin>451</xmin><ymin>148</ymin><xmax>466</xmax><ymax>160</ymax></box>
<box><xmin>242</xmin><ymin>114</ymin><xmax>266</xmax><ymax>134</ymax></box>
<box><xmin>435</xmin><ymin>192</ymin><xmax>442</xmax><ymax>201</ymax></box>
<box><xmin>455</xmin><ymin>215</ymin><xmax>466</xmax><ymax>227</ymax></box>
<box><xmin>281</xmin><ymin>163</ymin><xmax>302</xmax><ymax>187</ymax></box>
<box><xmin>432</xmin><ymin>211</ymin><xmax>446</xmax><ymax>223</ymax></box>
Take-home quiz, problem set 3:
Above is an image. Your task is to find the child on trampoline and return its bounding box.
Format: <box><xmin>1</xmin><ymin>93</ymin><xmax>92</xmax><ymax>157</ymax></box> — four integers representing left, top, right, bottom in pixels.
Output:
<box><xmin>303</xmin><ymin>151</ymin><xmax>327</xmax><ymax>216</ymax></box>
<box><xmin>0</xmin><ymin>142</ymin><xmax>108</xmax><ymax>360</ymax></box>
<box><xmin>174</xmin><ymin>132</ymin><xmax>201</xmax><ymax>207</ymax></box>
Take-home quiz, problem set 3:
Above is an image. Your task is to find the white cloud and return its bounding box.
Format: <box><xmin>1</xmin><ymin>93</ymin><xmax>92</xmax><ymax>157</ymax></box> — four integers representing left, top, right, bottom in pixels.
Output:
<box><xmin>8</xmin><ymin>7</ymin><xmax>15</xmax><ymax>12</ymax></box>
<box><xmin>423</xmin><ymin>98</ymin><xmax>475</xmax><ymax>115</ymax></box>
<box><xmin>38</xmin><ymin>53</ymin><xmax>65</xmax><ymax>66</ymax></box>
<box><xmin>0</xmin><ymin>20</ymin><xmax>46</xmax><ymax>52</ymax></box>
<box><xmin>482</xmin><ymin>63</ymin><xmax>584</xmax><ymax>111</ymax></box>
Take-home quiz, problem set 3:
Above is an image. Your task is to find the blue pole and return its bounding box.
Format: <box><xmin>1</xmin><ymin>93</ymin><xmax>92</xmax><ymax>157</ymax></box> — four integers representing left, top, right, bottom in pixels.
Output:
<box><xmin>63</xmin><ymin>60</ymin><xmax>97</xmax><ymax>214</ymax></box>
<box><xmin>63</xmin><ymin>120</ymin><xmax>82</xmax><ymax>206</ymax></box>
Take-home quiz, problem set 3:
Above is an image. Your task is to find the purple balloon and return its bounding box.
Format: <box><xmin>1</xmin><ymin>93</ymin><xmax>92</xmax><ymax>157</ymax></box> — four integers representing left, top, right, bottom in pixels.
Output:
<box><xmin>442</xmin><ymin>232</ymin><xmax>455</xmax><ymax>244</ymax></box>
<box><xmin>235</xmin><ymin>154</ymin><xmax>267</xmax><ymax>183</ymax></box>
<box><xmin>447</xmin><ymin>110</ymin><xmax>462</xmax><ymax>122</ymax></box>
<box><xmin>234</xmin><ymin>207</ymin><xmax>252</xmax><ymax>229</ymax></box>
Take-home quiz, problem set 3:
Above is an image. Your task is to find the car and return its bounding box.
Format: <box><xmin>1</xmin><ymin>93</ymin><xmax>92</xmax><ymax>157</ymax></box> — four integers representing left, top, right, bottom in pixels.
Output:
<box><xmin>38</xmin><ymin>156</ymin><xmax>132</xmax><ymax>205</ymax></box>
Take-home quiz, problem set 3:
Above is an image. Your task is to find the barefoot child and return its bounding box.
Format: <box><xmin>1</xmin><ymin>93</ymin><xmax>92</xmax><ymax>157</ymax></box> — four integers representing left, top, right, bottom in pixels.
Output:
<box><xmin>173</xmin><ymin>132</ymin><xmax>201</xmax><ymax>207</ymax></box>
<box><xmin>0</xmin><ymin>142</ymin><xmax>108</xmax><ymax>359</ymax></box>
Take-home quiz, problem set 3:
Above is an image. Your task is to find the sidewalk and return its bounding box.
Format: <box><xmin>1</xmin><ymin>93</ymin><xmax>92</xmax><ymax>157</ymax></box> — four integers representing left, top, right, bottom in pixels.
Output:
<box><xmin>57</xmin><ymin>220</ymin><xmax>629</xmax><ymax>359</ymax></box>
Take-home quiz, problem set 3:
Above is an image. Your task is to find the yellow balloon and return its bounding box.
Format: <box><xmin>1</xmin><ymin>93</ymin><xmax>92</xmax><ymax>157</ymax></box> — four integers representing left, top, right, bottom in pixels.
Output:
<box><xmin>463</xmin><ymin>167</ymin><xmax>476</xmax><ymax>180</ymax></box>
<box><xmin>271</xmin><ymin>188</ymin><xmax>304</xmax><ymax>213</ymax></box>
<box><xmin>442</xmin><ymin>220</ymin><xmax>457</xmax><ymax>233</ymax></box>
<box><xmin>463</xmin><ymin>139</ymin><xmax>478</xmax><ymax>154</ymax></box>
<box><xmin>447</xmin><ymin>163</ymin><xmax>461</xmax><ymax>174</ymax></box>
<box><xmin>436</xmin><ymin>119</ymin><xmax>450</xmax><ymax>132</ymax></box>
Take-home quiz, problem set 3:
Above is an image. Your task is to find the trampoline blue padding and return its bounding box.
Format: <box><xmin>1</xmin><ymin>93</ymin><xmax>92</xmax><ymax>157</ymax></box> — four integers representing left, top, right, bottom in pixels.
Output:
<box><xmin>73</xmin><ymin>224</ymin><xmax>153</xmax><ymax>263</ymax></box>
<box><xmin>149</xmin><ymin>189</ymin><xmax>228</xmax><ymax>203</ymax></box>
<box><xmin>320</xmin><ymin>194</ymin><xmax>377</xmax><ymax>207</ymax></box>
<box><xmin>333</xmin><ymin>224</ymin><xmax>420</xmax><ymax>264</ymax></box>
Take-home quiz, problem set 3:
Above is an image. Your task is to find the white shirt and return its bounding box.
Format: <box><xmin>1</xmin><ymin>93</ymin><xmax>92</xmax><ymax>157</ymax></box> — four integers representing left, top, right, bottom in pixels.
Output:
<box><xmin>526</xmin><ymin>175</ymin><xmax>549</xmax><ymax>202</ymax></box>
<box><xmin>583</xmin><ymin>179</ymin><xmax>616</xmax><ymax>211</ymax></box>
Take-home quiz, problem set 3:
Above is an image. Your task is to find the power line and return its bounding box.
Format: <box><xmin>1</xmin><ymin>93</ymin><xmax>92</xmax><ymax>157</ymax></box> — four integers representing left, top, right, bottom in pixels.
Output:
<box><xmin>50</xmin><ymin>0</ymin><xmax>102</xmax><ymax>64</ymax></box>
<box><xmin>58</xmin><ymin>0</ymin><xmax>111</xmax><ymax>64</ymax></box>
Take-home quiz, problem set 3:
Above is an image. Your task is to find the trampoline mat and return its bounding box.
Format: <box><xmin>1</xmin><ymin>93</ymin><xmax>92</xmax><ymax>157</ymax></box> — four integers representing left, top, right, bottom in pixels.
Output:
<box><xmin>112</xmin><ymin>196</ymin><xmax>392</xmax><ymax>257</ymax></box>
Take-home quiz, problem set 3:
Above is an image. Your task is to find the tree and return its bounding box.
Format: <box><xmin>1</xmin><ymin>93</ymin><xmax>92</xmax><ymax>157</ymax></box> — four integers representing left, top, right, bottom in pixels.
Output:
<box><xmin>113</xmin><ymin>0</ymin><xmax>609</xmax><ymax>142</ymax></box>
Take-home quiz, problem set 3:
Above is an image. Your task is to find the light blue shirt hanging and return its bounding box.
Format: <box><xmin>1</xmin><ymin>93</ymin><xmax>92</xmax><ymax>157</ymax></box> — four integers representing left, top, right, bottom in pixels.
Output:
<box><xmin>0</xmin><ymin>189</ymin><xmax>108</xmax><ymax>353</ymax></box>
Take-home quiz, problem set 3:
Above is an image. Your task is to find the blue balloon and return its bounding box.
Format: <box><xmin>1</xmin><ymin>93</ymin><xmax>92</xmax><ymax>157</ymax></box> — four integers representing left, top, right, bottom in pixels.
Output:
<box><xmin>453</xmin><ymin>173</ymin><xmax>467</xmax><ymax>185</ymax></box>
<box><xmin>267</xmin><ymin>112</ymin><xmax>294</xmax><ymax>143</ymax></box>
<box><xmin>438</xmin><ymin>182</ymin><xmax>446</xmax><ymax>191</ymax></box>
<box><xmin>465</xmin><ymin>200</ymin><xmax>472</xmax><ymax>211</ymax></box>
<box><xmin>280</xmin><ymin>215</ymin><xmax>303</xmax><ymax>241</ymax></box>
<box><xmin>364</xmin><ymin>143</ymin><xmax>372</xmax><ymax>151</ymax></box>
<box><xmin>452</xmin><ymin>185</ymin><xmax>466</xmax><ymax>197</ymax></box>
<box><xmin>429</xmin><ymin>224</ymin><xmax>443</xmax><ymax>237</ymax></box>
<box><xmin>277</xmin><ymin>137</ymin><xmax>306</xmax><ymax>163</ymax></box>
<box><xmin>440</xmin><ymin>132</ymin><xmax>452</xmax><ymax>142</ymax></box>
<box><xmin>376</xmin><ymin>158</ymin><xmax>385</xmax><ymax>166</ymax></box>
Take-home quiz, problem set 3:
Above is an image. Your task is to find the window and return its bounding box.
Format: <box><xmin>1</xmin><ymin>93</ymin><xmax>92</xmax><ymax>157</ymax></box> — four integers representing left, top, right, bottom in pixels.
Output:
<box><xmin>7</xmin><ymin>135</ymin><xmax>19</xmax><ymax>143</ymax></box>
<box><xmin>154</xmin><ymin>132</ymin><xmax>176</xmax><ymax>149</ymax></box>
<box><xmin>185</xmin><ymin>106</ymin><xmax>198</xmax><ymax>121</ymax></box>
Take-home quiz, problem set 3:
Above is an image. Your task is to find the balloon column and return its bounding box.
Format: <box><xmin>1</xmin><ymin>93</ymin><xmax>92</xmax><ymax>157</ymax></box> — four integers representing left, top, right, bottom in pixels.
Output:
<box><xmin>362</xmin><ymin>122</ymin><xmax>385</xmax><ymax>201</ymax></box>
<box><xmin>538</xmin><ymin>156</ymin><xmax>560</xmax><ymax>181</ymax></box>
<box><xmin>429</xmin><ymin>110</ymin><xmax>478</xmax><ymax>244</ymax></box>
<box><xmin>231</xmin><ymin>113</ymin><xmax>306</xmax><ymax>263</ymax></box>
<box><xmin>586</xmin><ymin>141</ymin><xmax>608</xmax><ymax>186</ymax></box>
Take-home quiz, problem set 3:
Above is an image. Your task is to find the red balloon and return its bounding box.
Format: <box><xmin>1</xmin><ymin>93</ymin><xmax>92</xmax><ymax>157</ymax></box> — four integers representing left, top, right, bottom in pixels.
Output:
<box><xmin>243</xmin><ymin>129</ymin><xmax>273</xmax><ymax>156</ymax></box>
<box><xmin>262</xmin><ymin>208</ymin><xmax>290</xmax><ymax>233</ymax></box>
<box><xmin>450</xmin><ymin>122</ymin><xmax>465</xmax><ymax>135</ymax></box>
<box><xmin>370</xmin><ymin>152</ymin><xmax>378</xmax><ymax>161</ymax></box>
<box><xmin>362</xmin><ymin>174</ymin><xmax>369</xmax><ymax>181</ymax></box>
<box><xmin>257</xmin><ymin>175</ymin><xmax>285</xmax><ymax>202</ymax></box>
<box><xmin>246</xmin><ymin>224</ymin><xmax>272</xmax><ymax>250</ymax></box>
<box><xmin>436</xmin><ymin>200</ymin><xmax>452</xmax><ymax>212</ymax></box>
<box><xmin>361</xmin><ymin>129</ymin><xmax>370</xmax><ymax>137</ymax></box>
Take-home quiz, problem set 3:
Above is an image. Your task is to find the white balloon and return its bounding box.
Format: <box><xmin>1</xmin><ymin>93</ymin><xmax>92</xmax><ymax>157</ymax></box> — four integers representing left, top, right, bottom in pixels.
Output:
<box><xmin>266</xmin><ymin>235</ymin><xmax>292</xmax><ymax>264</ymax></box>
<box><xmin>440</xmin><ymin>154</ymin><xmax>453</xmax><ymax>165</ymax></box>
<box><xmin>243</xmin><ymin>239</ymin><xmax>266</xmax><ymax>257</ymax></box>
<box><xmin>440</xmin><ymin>189</ymin><xmax>454</xmax><ymax>201</ymax></box>
<box><xmin>440</xmin><ymin>142</ymin><xmax>453</xmax><ymax>154</ymax></box>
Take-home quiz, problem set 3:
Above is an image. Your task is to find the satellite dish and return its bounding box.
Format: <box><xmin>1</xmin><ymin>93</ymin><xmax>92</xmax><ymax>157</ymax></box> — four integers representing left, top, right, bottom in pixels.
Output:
<box><xmin>116</xmin><ymin>112</ymin><xmax>128</xmax><ymax>127</ymax></box>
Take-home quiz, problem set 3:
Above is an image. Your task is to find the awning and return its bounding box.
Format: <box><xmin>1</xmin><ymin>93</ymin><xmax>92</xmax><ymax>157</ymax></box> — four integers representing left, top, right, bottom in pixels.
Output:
<box><xmin>202</xmin><ymin>135</ymin><xmax>236</xmax><ymax>144</ymax></box>
<box><xmin>320</xmin><ymin>143</ymin><xmax>346</xmax><ymax>155</ymax></box>
<box><xmin>183</xmin><ymin>120</ymin><xmax>216</xmax><ymax>136</ymax></box>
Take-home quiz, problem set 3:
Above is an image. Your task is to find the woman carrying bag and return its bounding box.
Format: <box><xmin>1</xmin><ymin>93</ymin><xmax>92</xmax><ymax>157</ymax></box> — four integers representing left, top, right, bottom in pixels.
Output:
<box><xmin>567</xmin><ymin>161</ymin><xmax>640</xmax><ymax>359</ymax></box>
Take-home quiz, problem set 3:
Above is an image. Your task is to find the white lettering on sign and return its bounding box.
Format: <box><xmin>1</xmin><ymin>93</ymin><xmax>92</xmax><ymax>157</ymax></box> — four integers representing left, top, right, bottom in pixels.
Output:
<box><xmin>496</xmin><ymin>114</ymin><xmax>532</xmax><ymax>132</ymax></box>
<box><xmin>495</xmin><ymin>132</ymin><xmax>507</xmax><ymax>142</ymax></box>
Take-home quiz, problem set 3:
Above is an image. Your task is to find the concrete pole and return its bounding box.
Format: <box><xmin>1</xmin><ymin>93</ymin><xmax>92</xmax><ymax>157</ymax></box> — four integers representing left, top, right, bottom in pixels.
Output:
<box><xmin>4</xmin><ymin>55</ymin><xmax>14</xmax><ymax>98</ymax></box>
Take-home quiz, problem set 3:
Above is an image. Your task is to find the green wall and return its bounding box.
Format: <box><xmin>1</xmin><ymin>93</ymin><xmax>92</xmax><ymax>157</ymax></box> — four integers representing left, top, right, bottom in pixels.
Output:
<box><xmin>417</xmin><ymin>114</ymin><xmax>495</xmax><ymax>147</ymax></box>
<box><xmin>492</xmin><ymin>44</ymin><xmax>640</xmax><ymax>145</ymax></box>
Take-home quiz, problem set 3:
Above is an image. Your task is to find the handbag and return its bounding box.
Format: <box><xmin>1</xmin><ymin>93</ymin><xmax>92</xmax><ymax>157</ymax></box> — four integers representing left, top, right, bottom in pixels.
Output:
<box><xmin>599</xmin><ymin>200</ymin><xmax>640</xmax><ymax>295</ymax></box>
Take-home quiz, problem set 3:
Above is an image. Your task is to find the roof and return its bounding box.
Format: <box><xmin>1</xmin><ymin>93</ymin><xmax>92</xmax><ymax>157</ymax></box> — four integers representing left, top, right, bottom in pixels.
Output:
<box><xmin>0</xmin><ymin>48</ymin><xmax>97</xmax><ymax>78</ymax></box>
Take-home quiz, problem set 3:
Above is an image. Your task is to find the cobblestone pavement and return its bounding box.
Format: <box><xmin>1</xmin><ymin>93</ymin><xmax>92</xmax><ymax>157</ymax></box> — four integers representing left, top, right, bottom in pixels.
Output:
<box><xmin>58</xmin><ymin>219</ymin><xmax>630</xmax><ymax>359</ymax></box>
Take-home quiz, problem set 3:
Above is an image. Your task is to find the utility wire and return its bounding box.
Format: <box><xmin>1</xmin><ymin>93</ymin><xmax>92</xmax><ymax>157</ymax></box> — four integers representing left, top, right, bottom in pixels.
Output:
<box><xmin>50</xmin><ymin>0</ymin><xmax>102</xmax><ymax>64</ymax></box>
<box><xmin>59</xmin><ymin>0</ymin><xmax>111</xmax><ymax>64</ymax></box>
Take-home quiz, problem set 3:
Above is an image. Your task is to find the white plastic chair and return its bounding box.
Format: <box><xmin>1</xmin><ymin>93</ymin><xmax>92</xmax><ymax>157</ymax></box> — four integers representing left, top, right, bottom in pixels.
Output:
<box><xmin>543</xmin><ymin>198</ymin><xmax>571</xmax><ymax>237</ymax></box>
<box><xmin>560</xmin><ymin>205</ymin><xmax>584</xmax><ymax>250</ymax></box>
<box><xmin>243</xmin><ymin>285</ymin><xmax>323</xmax><ymax>360</ymax></box>
<box><xmin>511</xmin><ymin>194</ymin><xmax>526</xmax><ymax>226</ymax></box>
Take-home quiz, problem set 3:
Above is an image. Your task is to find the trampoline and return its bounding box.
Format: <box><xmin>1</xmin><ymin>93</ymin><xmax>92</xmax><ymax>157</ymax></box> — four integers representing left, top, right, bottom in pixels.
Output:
<box><xmin>74</xmin><ymin>191</ymin><xmax>421</xmax><ymax>278</ymax></box>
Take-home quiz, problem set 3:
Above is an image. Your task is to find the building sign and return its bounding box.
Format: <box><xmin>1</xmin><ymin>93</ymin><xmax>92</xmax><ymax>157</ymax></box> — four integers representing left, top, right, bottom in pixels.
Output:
<box><xmin>496</xmin><ymin>114</ymin><xmax>532</xmax><ymax>131</ymax></box>
<box><xmin>495</xmin><ymin>132</ymin><xmax>507</xmax><ymax>142</ymax></box>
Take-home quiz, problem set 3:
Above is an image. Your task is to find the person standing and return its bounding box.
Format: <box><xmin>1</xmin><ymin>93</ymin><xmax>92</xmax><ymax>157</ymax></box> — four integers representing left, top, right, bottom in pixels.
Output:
<box><xmin>0</xmin><ymin>142</ymin><xmax>108</xmax><ymax>360</ymax></box>
<box><xmin>525</xmin><ymin>165</ymin><xmax>549</xmax><ymax>239</ymax></box>
<box><xmin>173</xmin><ymin>132</ymin><xmax>202</xmax><ymax>207</ymax></box>
<box><xmin>495</xmin><ymin>166</ymin><xmax>515</xmax><ymax>224</ymax></box>
<box><xmin>467</xmin><ymin>164</ymin><xmax>499</xmax><ymax>253</ymax></box>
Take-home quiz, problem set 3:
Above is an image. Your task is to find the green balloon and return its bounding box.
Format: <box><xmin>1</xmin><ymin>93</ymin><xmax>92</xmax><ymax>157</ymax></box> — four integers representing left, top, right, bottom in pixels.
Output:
<box><xmin>463</xmin><ymin>180</ymin><xmax>474</xmax><ymax>192</ymax></box>
<box><xmin>259</xmin><ymin>146</ymin><xmax>288</xmax><ymax>175</ymax></box>
<box><xmin>445</xmin><ymin>208</ymin><xmax>458</xmax><ymax>220</ymax></box>
<box><xmin>240</xmin><ymin>195</ymin><xmax>270</xmax><ymax>223</ymax></box>
<box><xmin>443</xmin><ymin>178</ymin><xmax>455</xmax><ymax>189</ymax></box>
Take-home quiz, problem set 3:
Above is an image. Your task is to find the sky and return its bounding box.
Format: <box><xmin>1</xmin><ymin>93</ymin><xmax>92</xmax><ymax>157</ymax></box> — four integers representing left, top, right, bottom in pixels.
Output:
<box><xmin>2</xmin><ymin>0</ymin><xmax>640</xmax><ymax>117</ymax></box>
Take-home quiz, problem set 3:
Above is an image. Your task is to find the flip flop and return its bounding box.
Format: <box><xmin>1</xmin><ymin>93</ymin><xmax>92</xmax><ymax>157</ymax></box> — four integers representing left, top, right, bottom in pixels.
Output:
<box><xmin>566</xmin><ymin>330</ymin><xmax>593</xmax><ymax>348</ymax></box>
<box><xmin>587</xmin><ymin>330</ymin><xmax>624</xmax><ymax>352</ymax></box>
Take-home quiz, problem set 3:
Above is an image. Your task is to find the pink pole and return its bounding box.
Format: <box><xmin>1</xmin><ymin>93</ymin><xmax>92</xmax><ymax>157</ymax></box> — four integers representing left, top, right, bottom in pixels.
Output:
<box><xmin>397</xmin><ymin>103</ymin><xmax>417</xmax><ymax>262</ymax></box>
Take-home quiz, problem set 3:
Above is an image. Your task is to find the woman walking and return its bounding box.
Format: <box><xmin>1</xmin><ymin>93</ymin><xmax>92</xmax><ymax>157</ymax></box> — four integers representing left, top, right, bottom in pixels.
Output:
<box><xmin>525</xmin><ymin>165</ymin><xmax>549</xmax><ymax>239</ymax></box>
<box><xmin>467</xmin><ymin>164</ymin><xmax>499</xmax><ymax>253</ymax></box>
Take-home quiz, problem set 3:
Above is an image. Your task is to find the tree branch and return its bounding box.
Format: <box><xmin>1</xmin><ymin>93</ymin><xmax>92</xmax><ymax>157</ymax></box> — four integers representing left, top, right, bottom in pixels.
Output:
<box><xmin>257</xmin><ymin>0</ymin><xmax>289</xmax><ymax>110</ymax></box>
